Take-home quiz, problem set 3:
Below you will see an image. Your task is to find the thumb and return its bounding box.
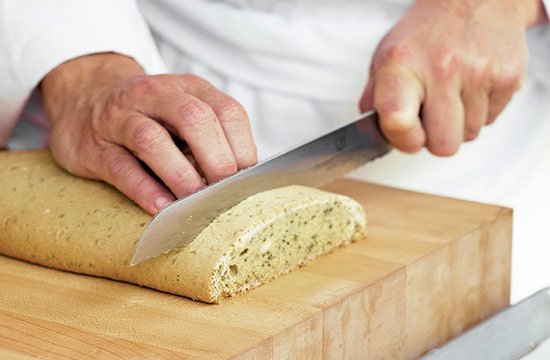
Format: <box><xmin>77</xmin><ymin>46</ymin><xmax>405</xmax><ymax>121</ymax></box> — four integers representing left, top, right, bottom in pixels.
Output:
<box><xmin>373</xmin><ymin>63</ymin><xmax>426</xmax><ymax>152</ymax></box>
<box><xmin>359</xmin><ymin>73</ymin><xmax>375</xmax><ymax>112</ymax></box>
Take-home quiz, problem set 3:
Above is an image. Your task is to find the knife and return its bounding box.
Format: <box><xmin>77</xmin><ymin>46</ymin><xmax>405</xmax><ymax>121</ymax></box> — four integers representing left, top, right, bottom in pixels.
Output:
<box><xmin>131</xmin><ymin>110</ymin><xmax>390</xmax><ymax>265</ymax></box>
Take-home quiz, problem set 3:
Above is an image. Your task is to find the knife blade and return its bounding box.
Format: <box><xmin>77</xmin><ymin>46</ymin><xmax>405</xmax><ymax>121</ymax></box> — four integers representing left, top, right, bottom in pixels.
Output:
<box><xmin>131</xmin><ymin>110</ymin><xmax>390</xmax><ymax>265</ymax></box>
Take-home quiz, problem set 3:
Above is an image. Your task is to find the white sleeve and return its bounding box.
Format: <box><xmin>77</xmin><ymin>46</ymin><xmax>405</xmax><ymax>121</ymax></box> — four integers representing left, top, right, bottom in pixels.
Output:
<box><xmin>544</xmin><ymin>0</ymin><xmax>550</xmax><ymax>15</ymax></box>
<box><xmin>0</xmin><ymin>0</ymin><xmax>167</xmax><ymax>146</ymax></box>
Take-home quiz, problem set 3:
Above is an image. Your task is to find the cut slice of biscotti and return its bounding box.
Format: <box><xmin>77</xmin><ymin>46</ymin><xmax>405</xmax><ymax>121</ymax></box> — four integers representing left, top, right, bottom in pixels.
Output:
<box><xmin>0</xmin><ymin>150</ymin><xmax>367</xmax><ymax>303</ymax></box>
<box><xmin>176</xmin><ymin>184</ymin><xmax>367</xmax><ymax>302</ymax></box>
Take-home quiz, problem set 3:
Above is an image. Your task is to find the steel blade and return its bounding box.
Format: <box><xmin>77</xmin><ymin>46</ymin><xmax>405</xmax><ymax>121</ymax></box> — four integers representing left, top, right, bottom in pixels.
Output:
<box><xmin>131</xmin><ymin>110</ymin><xmax>390</xmax><ymax>265</ymax></box>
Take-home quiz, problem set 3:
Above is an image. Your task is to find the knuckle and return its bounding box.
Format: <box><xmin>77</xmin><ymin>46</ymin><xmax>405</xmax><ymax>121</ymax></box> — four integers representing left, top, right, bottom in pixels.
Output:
<box><xmin>217</xmin><ymin>98</ymin><xmax>247</xmax><ymax>122</ymax></box>
<box><xmin>432</xmin><ymin>56</ymin><xmax>458</xmax><ymax>84</ymax></box>
<box><xmin>468</xmin><ymin>60</ymin><xmax>491</xmax><ymax>87</ymax></box>
<box><xmin>130</xmin><ymin>122</ymin><xmax>168</xmax><ymax>153</ymax></box>
<box><xmin>237</xmin><ymin>148</ymin><xmax>258</xmax><ymax>169</ymax></box>
<box><xmin>129</xmin><ymin>176</ymin><xmax>151</xmax><ymax>200</ymax></box>
<box><xmin>491</xmin><ymin>60</ymin><xmax>524</xmax><ymax>91</ymax></box>
<box><xmin>179</xmin><ymin>101</ymin><xmax>216</xmax><ymax>128</ymax></box>
<box><xmin>103</xmin><ymin>100</ymin><xmax>121</xmax><ymax>122</ymax></box>
<box><xmin>171</xmin><ymin>167</ymin><xmax>200</xmax><ymax>187</ymax></box>
<box><xmin>379</xmin><ymin>41</ymin><xmax>414</xmax><ymax>64</ymax></box>
<box><xmin>105</xmin><ymin>152</ymin><xmax>129</xmax><ymax>179</ymax></box>
<box><xmin>429</xmin><ymin>42</ymin><xmax>461</xmax><ymax>83</ymax></box>
<box><xmin>210</xmin><ymin>157</ymin><xmax>238</xmax><ymax>178</ymax></box>
<box><xmin>495</xmin><ymin>70</ymin><xmax>522</xmax><ymax>92</ymax></box>
<box><xmin>136</xmin><ymin>76</ymin><xmax>164</xmax><ymax>94</ymax></box>
<box><xmin>380</xmin><ymin>111</ymin><xmax>416</xmax><ymax>133</ymax></box>
<box><xmin>180</xmin><ymin>74</ymin><xmax>208</xmax><ymax>89</ymax></box>
<box><xmin>376</xmin><ymin>70</ymin><xmax>403</xmax><ymax>92</ymax></box>
<box><xmin>181</xmin><ymin>73</ymin><xmax>202</xmax><ymax>83</ymax></box>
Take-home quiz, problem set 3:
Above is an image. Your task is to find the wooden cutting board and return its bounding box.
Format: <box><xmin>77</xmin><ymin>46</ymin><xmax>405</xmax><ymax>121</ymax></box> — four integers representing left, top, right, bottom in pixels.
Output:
<box><xmin>0</xmin><ymin>180</ymin><xmax>512</xmax><ymax>359</ymax></box>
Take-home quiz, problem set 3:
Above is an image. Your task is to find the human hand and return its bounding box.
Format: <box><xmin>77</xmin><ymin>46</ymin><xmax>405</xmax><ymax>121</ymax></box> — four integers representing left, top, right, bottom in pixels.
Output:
<box><xmin>360</xmin><ymin>0</ymin><xmax>548</xmax><ymax>155</ymax></box>
<box><xmin>42</xmin><ymin>53</ymin><xmax>257</xmax><ymax>215</ymax></box>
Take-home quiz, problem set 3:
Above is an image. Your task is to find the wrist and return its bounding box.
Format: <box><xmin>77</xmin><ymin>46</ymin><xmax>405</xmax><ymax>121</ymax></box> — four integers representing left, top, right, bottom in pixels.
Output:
<box><xmin>500</xmin><ymin>0</ymin><xmax>548</xmax><ymax>28</ymax></box>
<box><xmin>523</xmin><ymin>0</ymin><xmax>549</xmax><ymax>28</ymax></box>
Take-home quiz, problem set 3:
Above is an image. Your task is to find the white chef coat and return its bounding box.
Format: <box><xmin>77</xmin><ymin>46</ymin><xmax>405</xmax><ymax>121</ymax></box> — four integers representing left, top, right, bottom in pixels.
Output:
<box><xmin>1</xmin><ymin>0</ymin><xmax>549</xmax><ymax>302</ymax></box>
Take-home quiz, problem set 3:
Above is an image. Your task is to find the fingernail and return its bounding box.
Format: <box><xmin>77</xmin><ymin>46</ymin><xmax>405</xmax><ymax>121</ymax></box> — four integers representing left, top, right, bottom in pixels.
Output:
<box><xmin>154</xmin><ymin>195</ymin><xmax>173</xmax><ymax>212</ymax></box>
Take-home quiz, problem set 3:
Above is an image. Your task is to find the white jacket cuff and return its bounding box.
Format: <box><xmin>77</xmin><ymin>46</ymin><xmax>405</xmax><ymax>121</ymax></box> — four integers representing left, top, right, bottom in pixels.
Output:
<box><xmin>0</xmin><ymin>0</ymin><xmax>167</xmax><ymax>145</ymax></box>
<box><xmin>542</xmin><ymin>0</ymin><xmax>550</xmax><ymax>23</ymax></box>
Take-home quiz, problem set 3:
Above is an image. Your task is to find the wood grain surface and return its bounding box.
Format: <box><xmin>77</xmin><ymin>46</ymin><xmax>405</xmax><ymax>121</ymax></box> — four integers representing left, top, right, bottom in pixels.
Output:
<box><xmin>0</xmin><ymin>180</ymin><xmax>512</xmax><ymax>359</ymax></box>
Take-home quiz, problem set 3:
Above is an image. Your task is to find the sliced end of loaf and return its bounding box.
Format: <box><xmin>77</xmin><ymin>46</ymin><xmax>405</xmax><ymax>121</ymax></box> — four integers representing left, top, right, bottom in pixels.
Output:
<box><xmin>205</xmin><ymin>186</ymin><xmax>366</xmax><ymax>302</ymax></box>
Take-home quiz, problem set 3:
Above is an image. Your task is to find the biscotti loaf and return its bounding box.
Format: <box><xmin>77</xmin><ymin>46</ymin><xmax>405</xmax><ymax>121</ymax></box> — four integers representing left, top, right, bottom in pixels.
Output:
<box><xmin>0</xmin><ymin>150</ymin><xmax>367</xmax><ymax>303</ymax></box>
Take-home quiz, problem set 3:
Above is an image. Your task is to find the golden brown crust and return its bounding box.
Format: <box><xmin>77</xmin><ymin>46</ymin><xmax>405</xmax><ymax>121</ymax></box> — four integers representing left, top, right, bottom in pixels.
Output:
<box><xmin>0</xmin><ymin>150</ymin><xmax>366</xmax><ymax>303</ymax></box>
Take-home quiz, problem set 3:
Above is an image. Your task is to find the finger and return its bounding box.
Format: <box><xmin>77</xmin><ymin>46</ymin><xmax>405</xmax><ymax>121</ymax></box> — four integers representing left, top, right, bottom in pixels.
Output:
<box><xmin>487</xmin><ymin>89</ymin><xmax>514</xmax><ymax>125</ymax></box>
<box><xmin>359</xmin><ymin>72</ymin><xmax>375</xmax><ymax>112</ymax></box>
<box><xmin>181</xmin><ymin>146</ymin><xmax>205</xmax><ymax>178</ymax></box>
<box><xmin>373</xmin><ymin>64</ymin><xmax>426</xmax><ymax>153</ymax></box>
<box><xmin>487</xmin><ymin>65</ymin><xmax>522</xmax><ymax>125</ymax></box>
<box><xmin>461</xmin><ymin>86</ymin><xmax>489</xmax><ymax>141</ymax></box>
<box><xmin>135</xmin><ymin>88</ymin><xmax>238</xmax><ymax>184</ymax></box>
<box><xmin>183</xmin><ymin>76</ymin><xmax>257</xmax><ymax>169</ymax></box>
<box><xmin>98</xmin><ymin>145</ymin><xmax>176</xmax><ymax>215</ymax></box>
<box><xmin>108</xmin><ymin>114</ymin><xmax>206</xmax><ymax>198</ymax></box>
<box><xmin>423</xmin><ymin>79</ymin><xmax>464</xmax><ymax>156</ymax></box>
